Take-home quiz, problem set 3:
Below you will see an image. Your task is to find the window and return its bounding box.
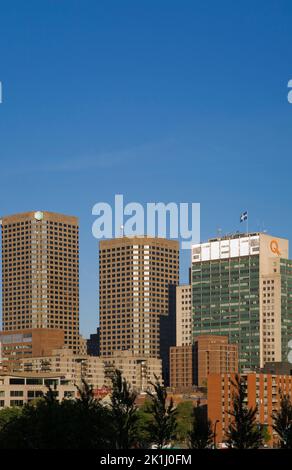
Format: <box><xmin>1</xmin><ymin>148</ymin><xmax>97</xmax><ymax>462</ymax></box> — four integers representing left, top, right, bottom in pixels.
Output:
<box><xmin>10</xmin><ymin>400</ymin><xmax>23</xmax><ymax>407</ymax></box>
<box><xmin>9</xmin><ymin>378</ymin><xmax>25</xmax><ymax>385</ymax></box>
<box><xmin>10</xmin><ymin>391</ymin><xmax>23</xmax><ymax>397</ymax></box>
<box><xmin>26</xmin><ymin>378</ymin><xmax>43</xmax><ymax>385</ymax></box>
<box><xmin>28</xmin><ymin>390</ymin><xmax>43</xmax><ymax>398</ymax></box>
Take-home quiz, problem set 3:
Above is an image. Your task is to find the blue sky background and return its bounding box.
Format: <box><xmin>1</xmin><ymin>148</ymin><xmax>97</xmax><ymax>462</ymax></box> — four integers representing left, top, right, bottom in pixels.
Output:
<box><xmin>0</xmin><ymin>0</ymin><xmax>292</xmax><ymax>337</ymax></box>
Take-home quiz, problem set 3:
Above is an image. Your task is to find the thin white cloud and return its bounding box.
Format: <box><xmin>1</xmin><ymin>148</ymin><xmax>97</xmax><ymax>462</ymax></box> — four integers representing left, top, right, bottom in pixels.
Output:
<box><xmin>10</xmin><ymin>139</ymin><xmax>175</xmax><ymax>175</ymax></box>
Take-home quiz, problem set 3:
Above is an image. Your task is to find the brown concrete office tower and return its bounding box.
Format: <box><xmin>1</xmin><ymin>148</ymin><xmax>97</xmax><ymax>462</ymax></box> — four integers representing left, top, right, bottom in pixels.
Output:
<box><xmin>1</xmin><ymin>211</ymin><xmax>79</xmax><ymax>353</ymax></box>
<box><xmin>99</xmin><ymin>237</ymin><xmax>179</xmax><ymax>382</ymax></box>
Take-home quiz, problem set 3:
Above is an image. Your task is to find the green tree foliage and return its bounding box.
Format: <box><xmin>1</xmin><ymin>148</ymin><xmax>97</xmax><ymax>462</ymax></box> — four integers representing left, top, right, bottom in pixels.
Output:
<box><xmin>226</xmin><ymin>374</ymin><xmax>263</xmax><ymax>449</ymax></box>
<box><xmin>135</xmin><ymin>399</ymin><xmax>154</xmax><ymax>448</ymax></box>
<box><xmin>109</xmin><ymin>369</ymin><xmax>138</xmax><ymax>449</ymax></box>
<box><xmin>188</xmin><ymin>404</ymin><xmax>213</xmax><ymax>449</ymax></box>
<box><xmin>145</xmin><ymin>376</ymin><xmax>177</xmax><ymax>449</ymax></box>
<box><xmin>272</xmin><ymin>392</ymin><xmax>292</xmax><ymax>448</ymax></box>
<box><xmin>0</xmin><ymin>407</ymin><xmax>22</xmax><ymax>432</ymax></box>
<box><xmin>0</xmin><ymin>382</ymin><xmax>111</xmax><ymax>449</ymax></box>
<box><xmin>259</xmin><ymin>424</ymin><xmax>271</xmax><ymax>445</ymax></box>
<box><xmin>175</xmin><ymin>401</ymin><xmax>194</xmax><ymax>444</ymax></box>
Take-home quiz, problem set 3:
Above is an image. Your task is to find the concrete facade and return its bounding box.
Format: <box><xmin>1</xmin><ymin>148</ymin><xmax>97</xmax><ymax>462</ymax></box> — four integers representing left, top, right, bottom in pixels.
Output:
<box><xmin>0</xmin><ymin>373</ymin><xmax>77</xmax><ymax>408</ymax></box>
<box><xmin>9</xmin><ymin>347</ymin><xmax>105</xmax><ymax>389</ymax></box>
<box><xmin>1</xmin><ymin>211</ymin><xmax>80</xmax><ymax>354</ymax></box>
<box><xmin>103</xmin><ymin>350</ymin><xmax>163</xmax><ymax>393</ymax></box>
<box><xmin>192</xmin><ymin>232</ymin><xmax>292</xmax><ymax>371</ymax></box>
<box><xmin>176</xmin><ymin>285</ymin><xmax>192</xmax><ymax>346</ymax></box>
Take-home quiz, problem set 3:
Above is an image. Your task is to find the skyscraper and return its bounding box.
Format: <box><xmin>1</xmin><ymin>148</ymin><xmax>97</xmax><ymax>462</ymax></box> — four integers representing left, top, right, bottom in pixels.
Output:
<box><xmin>191</xmin><ymin>232</ymin><xmax>292</xmax><ymax>371</ymax></box>
<box><xmin>99</xmin><ymin>236</ymin><xmax>179</xmax><ymax>374</ymax></box>
<box><xmin>1</xmin><ymin>211</ymin><xmax>79</xmax><ymax>353</ymax></box>
<box><xmin>176</xmin><ymin>284</ymin><xmax>192</xmax><ymax>346</ymax></box>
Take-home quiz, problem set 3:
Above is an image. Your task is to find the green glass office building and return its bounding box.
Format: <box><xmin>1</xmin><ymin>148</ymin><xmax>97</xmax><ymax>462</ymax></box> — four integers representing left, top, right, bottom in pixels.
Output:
<box><xmin>192</xmin><ymin>233</ymin><xmax>292</xmax><ymax>371</ymax></box>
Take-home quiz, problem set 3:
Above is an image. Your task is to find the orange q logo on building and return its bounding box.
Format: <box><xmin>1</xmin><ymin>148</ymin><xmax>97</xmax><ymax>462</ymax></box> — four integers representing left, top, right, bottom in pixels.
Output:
<box><xmin>270</xmin><ymin>239</ymin><xmax>281</xmax><ymax>256</ymax></box>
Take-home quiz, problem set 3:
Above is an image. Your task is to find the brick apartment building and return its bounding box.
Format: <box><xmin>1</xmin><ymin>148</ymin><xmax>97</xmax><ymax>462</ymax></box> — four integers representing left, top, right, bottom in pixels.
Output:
<box><xmin>208</xmin><ymin>372</ymin><xmax>292</xmax><ymax>447</ymax></box>
<box><xmin>170</xmin><ymin>335</ymin><xmax>238</xmax><ymax>391</ymax></box>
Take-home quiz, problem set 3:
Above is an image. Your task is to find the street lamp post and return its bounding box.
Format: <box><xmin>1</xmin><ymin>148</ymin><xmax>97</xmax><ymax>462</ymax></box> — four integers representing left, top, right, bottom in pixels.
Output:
<box><xmin>213</xmin><ymin>420</ymin><xmax>220</xmax><ymax>449</ymax></box>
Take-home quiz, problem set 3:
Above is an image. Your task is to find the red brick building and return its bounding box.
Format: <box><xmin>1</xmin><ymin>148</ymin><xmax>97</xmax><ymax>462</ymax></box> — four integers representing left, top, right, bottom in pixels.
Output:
<box><xmin>208</xmin><ymin>372</ymin><xmax>292</xmax><ymax>447</ymax></box>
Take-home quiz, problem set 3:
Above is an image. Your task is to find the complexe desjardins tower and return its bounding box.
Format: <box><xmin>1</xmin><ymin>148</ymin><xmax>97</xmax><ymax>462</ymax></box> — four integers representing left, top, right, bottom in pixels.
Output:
<box><xmin>191</xmin><ymin>232</ymin><xmax>292</xmax><ymax>371</ymax></box>
<box><xmin>99</xmin><ymin>236</ymin><xmax>179</xmax><ymax>382</ymax></box>
<box><xmin>1</xmin><ymin>211</ymin><xmax>80</xmax><ymax>354</ymax></box>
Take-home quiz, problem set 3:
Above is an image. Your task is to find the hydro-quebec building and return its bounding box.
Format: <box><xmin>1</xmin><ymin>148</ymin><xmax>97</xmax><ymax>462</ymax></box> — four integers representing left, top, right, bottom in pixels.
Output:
<box><xmin>191</xmin><ymin>232</ymin><xmax>292</xmax><ymax>371</ymax></box>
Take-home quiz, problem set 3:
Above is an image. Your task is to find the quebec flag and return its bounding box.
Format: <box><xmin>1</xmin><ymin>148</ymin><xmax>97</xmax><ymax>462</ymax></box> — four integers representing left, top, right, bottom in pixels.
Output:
<box><xmin>240</xmin><ymin>211</ymin><xmax>248</xmax><ymax>223</ymax></box>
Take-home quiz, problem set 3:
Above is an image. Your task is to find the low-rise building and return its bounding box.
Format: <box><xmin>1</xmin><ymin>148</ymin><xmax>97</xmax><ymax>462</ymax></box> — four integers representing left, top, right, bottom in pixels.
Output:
<box><xmin>0</xmin><ymin>329</ymin><xmax>65</xmax><ymax>368</ymax></box>
<box><xmin>0</xmin><ymin>373</ymin><xmax>77</xmax><ymax>408</ymax></box>
<box><xmin>9</xmin><ymin>347</ymin><xmax>105</xmax><ymax>389</ymax></box>
<box><xmin>261</xmin><ymin>361</ymin><xmax>292</xmax><ymax>376</ymax></box>
<box><xmin>102</xmin><ymin>351</ymin><xmax>162</xmax><ymax>393</ymax></box>
<box><xmin>78</xmin><ymin>335</ymin><xmax>88</xmax><ymax>355</ymax></box>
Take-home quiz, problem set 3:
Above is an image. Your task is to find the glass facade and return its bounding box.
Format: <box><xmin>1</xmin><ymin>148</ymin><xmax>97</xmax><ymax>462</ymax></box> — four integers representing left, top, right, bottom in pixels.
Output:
<box><xmin>192</xmin><ymin>255</ymin><xmax>260</xmax><ymax>371</ymax></box>
<box><xmin>280</xmin><ymin>259</ymin><xmax>292</xmax><ymax>361</ymax></box>
<box><xmin>1</xmin><ymin>333</ymin><xmax>32</xmax><ymax>344</ymax></box>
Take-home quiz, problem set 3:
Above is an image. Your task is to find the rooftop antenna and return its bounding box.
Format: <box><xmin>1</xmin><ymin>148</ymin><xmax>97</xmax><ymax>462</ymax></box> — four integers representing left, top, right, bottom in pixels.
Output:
<box><xmin>120</xmin><ymin>224</ymin><xmax>124</xmax><ymax>237</ymax></box>
<box><xmin>257</xmin><ymin>220</ymin><xmax>267</xmax><ymax>234</ymax></box>
<box><xmin>217</xmin><ymin>227</ymin><xmax>222</xmax><ymax>239</ymax></box>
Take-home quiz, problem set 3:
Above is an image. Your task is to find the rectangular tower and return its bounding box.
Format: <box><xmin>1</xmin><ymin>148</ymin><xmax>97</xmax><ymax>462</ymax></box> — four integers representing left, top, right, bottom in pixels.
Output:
<box><xmin>99</xmin><ymin>236</ymin><xmax>179</xmax><ymax>360</ymax></box>
<box><xmin>176</xmin><ymin>284</ymin><xmax>192</xmax><ymax>346</ymax></box>
<box><xmin>191</xmin><ymin>232</ymin><xmax>292</xmax><ymax>371</ymax></box>
<box><xmin>1</xmin><ymin>211</ymin><xmax>79</xmax><ymax>353</ymax></box>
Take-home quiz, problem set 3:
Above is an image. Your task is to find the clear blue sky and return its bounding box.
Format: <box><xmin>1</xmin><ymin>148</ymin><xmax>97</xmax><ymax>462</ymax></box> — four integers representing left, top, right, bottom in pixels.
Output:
<box><xmin>1</xmin><ymin>0</ymin><xmax>292</xmax><ymax>337</ymax></box>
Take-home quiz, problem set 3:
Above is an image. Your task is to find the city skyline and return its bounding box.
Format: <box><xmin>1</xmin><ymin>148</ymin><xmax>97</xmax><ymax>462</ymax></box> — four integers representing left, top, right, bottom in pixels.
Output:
<box><xmin>0</xmin><ymin>207</ymin><xmax>291</xmax><ymax>340</ymax></box>
<box><xmin>1</xmin><ymin>1</ymin><xmax>292</xmax><ymax>338</ymax></box>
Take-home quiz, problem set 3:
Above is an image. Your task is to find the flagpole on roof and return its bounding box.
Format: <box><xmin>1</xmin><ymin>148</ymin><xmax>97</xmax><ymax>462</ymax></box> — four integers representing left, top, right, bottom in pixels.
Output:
<box><xmin>246</xmin><ymin>210</ymin><xmax>248</xmax><ymax>236</ymax></box>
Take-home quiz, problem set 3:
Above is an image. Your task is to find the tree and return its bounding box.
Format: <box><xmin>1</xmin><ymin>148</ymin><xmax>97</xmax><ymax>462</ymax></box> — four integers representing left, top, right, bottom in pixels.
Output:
<box><xmin>0</xmin><ymin>386</ymin><xmax>62</xmax><ymax>449</ymax></box>
<box><xmin>259</xmin><ymin>424</ymin><xmax>271</xmax><ymax>446</ymax></box>
<box><xmin>0</xmin><ymin>381</ymin><xmax>111</xmax><ymax>449</ymax></box>
<box><xmin>175</xmin><ymin>401</ymin><xmax>194</xmax><ymax>445</ymax></box>
<box><xmin>75</xmin><ymin>378</ymin><xmax>96</xmax><ymax>408</ymax></box>
<box><xmin>188</xmin><ymin>403</ymin><xmax>213</xmax><ymax>449</ymax></box>
<box><xmin>69</xmin><ymin>379</ymin><xmax>112</xmax><ymax>449</ymax></box>
<box><xmin>226</xmin><ymin>374</ymin><xmax>263</xmax><ymax>449</ymax></box>
<box><xmin>272</xmin><ymin>392</ymin><xmax>292</xmax><ymax>448</ymax></box>
<box><xmin>109</xmin><ymin>369</ymin><xmax>138</xmax><ymax>449</ymax></box>
<box><xmin>135</xmin><ymin>399</ymin><xmax>154</xmax><ymax>448</ymax></box>
<box><xmin>0</xmin><ymin>407</ymin><xmax>22</xmax><ymax>432</ymax></box>
<box><xmin>145</xmin><ymin>376</ymin><xmax>177</xmax><ymax>449</ymax></box>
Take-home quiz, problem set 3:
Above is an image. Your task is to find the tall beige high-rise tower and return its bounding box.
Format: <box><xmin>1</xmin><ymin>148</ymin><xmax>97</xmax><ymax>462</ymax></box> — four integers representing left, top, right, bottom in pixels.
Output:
<box><xmin>176</xmin><ymin>284</ymin><xmax>192</xmax><ymax>346</ymax></box>
<box><xmin>99</xmin><ymin>236</ymin><xmax>179</xmax><ymax>363</ymax></box>
<box><xmin>1</xmin><ymin>211</ymin><xmax>79</xmax><ymax>353</ymax></box>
